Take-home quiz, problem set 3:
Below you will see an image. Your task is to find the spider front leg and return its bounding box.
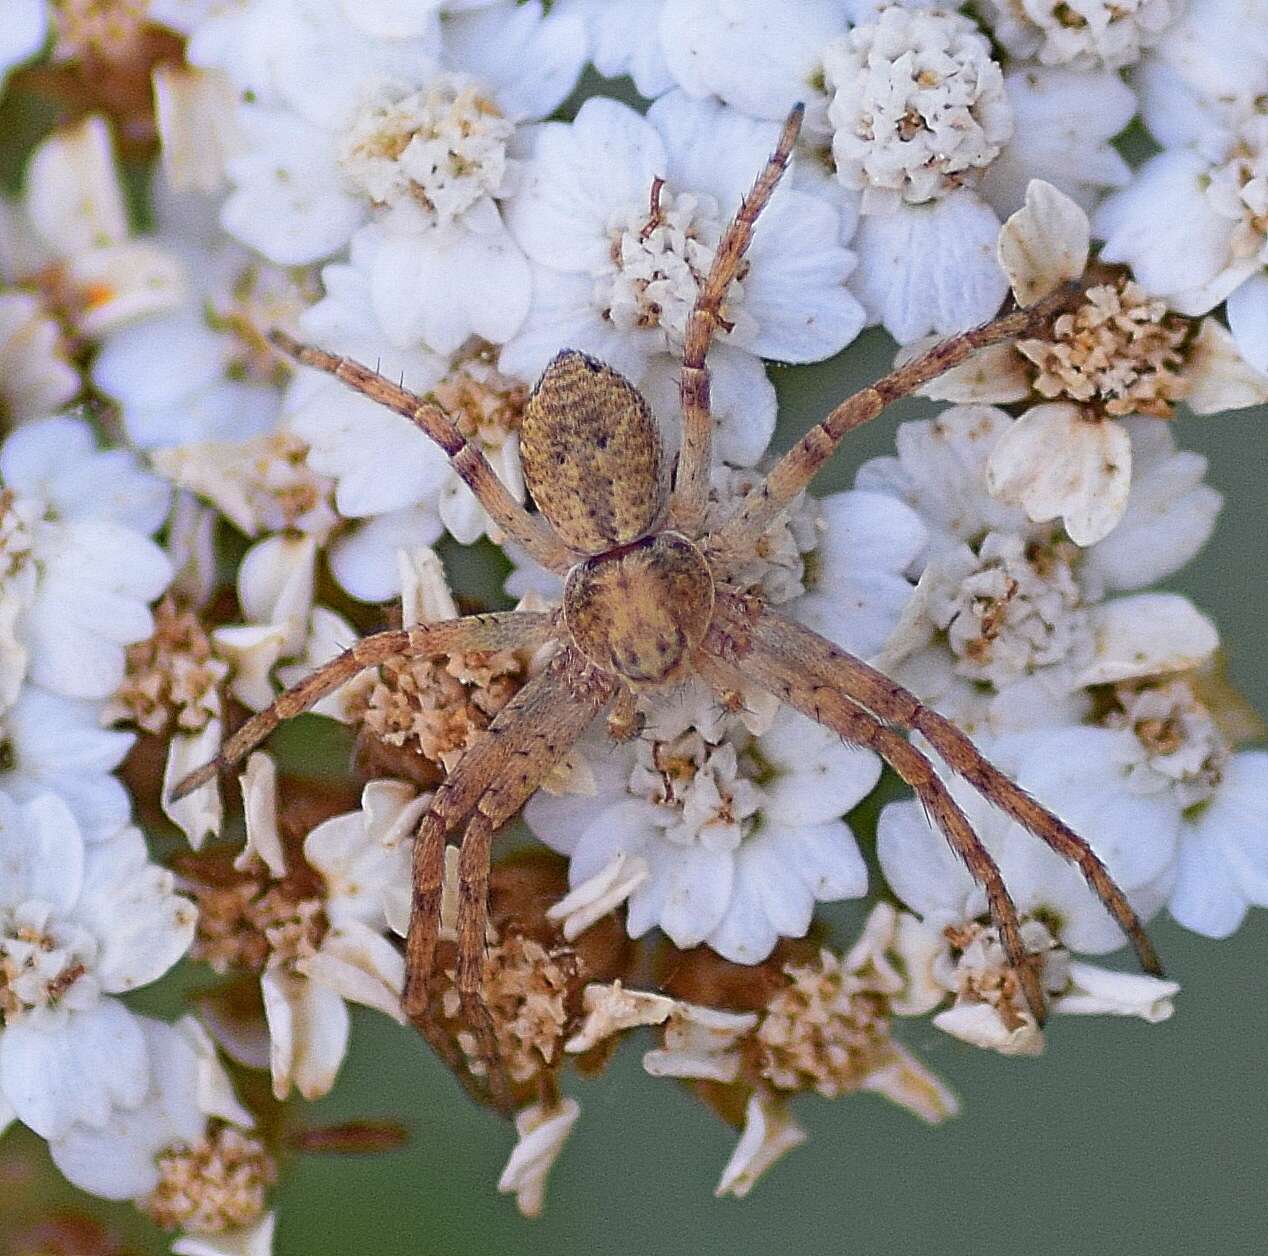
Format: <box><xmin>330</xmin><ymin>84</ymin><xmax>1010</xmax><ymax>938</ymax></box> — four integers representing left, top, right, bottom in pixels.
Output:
<box><xmin>170</xmin><ymin>612</ymin><xmax>555</xmax><ymax>800</ymax></box>
<box><xmin>711</xmin><ymin>282</ymin><xmax>1088</xmax><ymax>554</ymax></box>
<box><xmin>401</xmin><ymin>648</ymin><xmax>615</xmax><ymax>1113</ymax></box>
<box><xmin>269</xmin><ymin>331</ymin><xmax>577</xmax><ymax>574</ymax></box>
<box><xmin>669</xmin><ymin>104</ymin><xmax>804</xmax><ymax>536</ymax></box>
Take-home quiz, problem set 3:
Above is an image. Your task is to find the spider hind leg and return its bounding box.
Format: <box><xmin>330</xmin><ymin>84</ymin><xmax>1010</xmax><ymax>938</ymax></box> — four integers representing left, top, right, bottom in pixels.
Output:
<box><xmin>400</xmin><ymin>648</ymin><xmax>615</xmax><ymax>1114</ymax></box>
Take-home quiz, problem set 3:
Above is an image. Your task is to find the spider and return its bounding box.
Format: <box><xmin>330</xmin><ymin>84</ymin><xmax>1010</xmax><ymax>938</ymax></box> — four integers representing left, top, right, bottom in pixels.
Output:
<box><xmin>174</xmin><ymin>105</ymin><xmax>1162</xmax><ymax>1111</ymax></box>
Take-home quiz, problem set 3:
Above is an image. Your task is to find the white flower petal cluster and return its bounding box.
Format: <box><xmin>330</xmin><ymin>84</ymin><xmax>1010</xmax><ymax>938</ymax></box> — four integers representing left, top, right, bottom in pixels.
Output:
<box><xmin>860</xmin><ymin>404</ymin><xmax>1220</xmax><ymax>740</ymax></box>
<box><xmin>644</xmin><ymin>1</ymin><xmax>1135</xmax><ymax>343</ymax></box>
<box><xmin>527</xmin><ymin>687</ymin><xmax>877</xmax><ymax>964</ymax></box>
<box><xmin>1096</xmin><ymin>0</ymin><xmax>1268</xmax><ymax>373</ymax></box>
<box><xmin>501</xmin><ymin>91</ymin><xmax>865</xmax><ymax>454</ymax></box>
<box><xmin>0</xmin><ymin>416</ymin><xmax>172</xmax><ymax>707</ymax></box>
<box><xmin>237</xmin><ymin>758</ymin><xmax>418</xmax><ymax>1100</ymax></box>
<box><xmin>0</xmin><ymin>791</ymin><xmax>195</xmax><ymax>1139</ymax></box>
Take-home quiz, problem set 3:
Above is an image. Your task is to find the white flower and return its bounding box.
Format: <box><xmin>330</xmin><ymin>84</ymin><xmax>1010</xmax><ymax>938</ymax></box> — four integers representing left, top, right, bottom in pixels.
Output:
<box><xmin>0</xmin><ymin>415</ymin><xmax>172</xmax><ymax>708</ymax></box>
<box><xmin>501</xmin><ymin>92</ymin><xmax>864</xmax><ymax>461</ymax></box>
<box><xmin>0</xmin><ymin>791</ymin><xmax>196</xmax><ymax>1139</ymax></box>
<box><xmin>497</xmin><ymin>1097</ymin><xmax>580</xmax><ymax>1218</ymax></box>
<box><xmin>1096</xmin><ymin>0</ymin><xmax>1268</xmax><ymax>371</ymax></box>
<box><xmin>655</xmin><ymin>2</ymin><xmax>1133</xmax><ymax>342</ymax></box>
<box><xmin>93</xmin><ymin>186</ymin><xmax>314</xmax><ymax>449</ymax></box>
<box><xmin>574</xmin><ymin>0</ymin><xmax>675</xmax><ymax>99</ymax></box>
<box><xmin>948</xmin><ymin>181</ymin><xmax>1268</xmax><ymax>545</ymax></box>
<box><xmin>188</xmin><ymin>0</ymin><xmax>585</xmax><ymax>344</ymax></box>
<box><xmin>0</xmin><ymin>289</ymin><xmax>78</xmax><ymax>423</ymax></box>
<box><xmin>860</xmin><ymin>406</ymin><xmax>1221</xmax><ymax>739</ymax></box>
<box><xmin>979</xmin><ymin>0</ymin><xmax>1176</xmax><ymax>70</ymax></box>
<box><xmin>826</xmin><ymin>9</ymin><xmax>1012</xmax><ymax>213</ymax></box>
<box><xmin>879</xmin><ymin>781</ymin><xmax>1179</xmax><ymax>1051</ymax></box>
<box><xmin>287</xmin><ymin>262</ymin><xmax>531</xmax><ymax>549</ymax></box>
<box><xmin>7</xmin><ymin>117</ymin><xmax>186</xmax><ymax>337</ymax></box>
<box><xmin>231</xmin><ymin>759</ymin><xmax>418</xmax><ymax>1100</ymax></box>
<box><xmin>0</xmin><ymin>683</ymin><xmax>133</xmax><ymax>843</ymax></box>
<box><xmin>526</xmin><ymin>689</ymin><xmax>877</xmax><ymax>965</ymax></box>
<box><xmin>50</xmin><ymin>1015</ymin><xmax>276</xmax><ymax>1250</ymax></box>
<box><xmin>48</xmin><ymin>1016</ymin><xmax>249</xmax><ymax>1197</ymax></box>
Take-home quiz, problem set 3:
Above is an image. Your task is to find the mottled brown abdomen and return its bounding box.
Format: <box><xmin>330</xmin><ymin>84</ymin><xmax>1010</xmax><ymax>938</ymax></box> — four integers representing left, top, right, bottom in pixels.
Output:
<box><xmin>519</xmin><ymin>351</ymin><xmax>666</xmax><ymax>556</ymax></box>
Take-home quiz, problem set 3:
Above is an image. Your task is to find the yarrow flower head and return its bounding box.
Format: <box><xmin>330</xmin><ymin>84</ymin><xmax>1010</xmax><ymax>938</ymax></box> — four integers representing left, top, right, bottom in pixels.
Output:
<box><xmin>823</xmin><ymin>8</ymin><xmax>1012</xmax><ymax>213</ymax></box>
<box><xmin>979</xmin><ymin>0</ymin><xmax>1177</xmax><ymax>70</ymax></box>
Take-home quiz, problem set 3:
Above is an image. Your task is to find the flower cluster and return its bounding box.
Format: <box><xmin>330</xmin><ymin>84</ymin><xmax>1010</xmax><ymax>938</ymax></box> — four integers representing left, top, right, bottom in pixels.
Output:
<box><xmin>0</xmin><ymin>0</ymin><xmax>1265</xmax><ymax>1249</ymax></box>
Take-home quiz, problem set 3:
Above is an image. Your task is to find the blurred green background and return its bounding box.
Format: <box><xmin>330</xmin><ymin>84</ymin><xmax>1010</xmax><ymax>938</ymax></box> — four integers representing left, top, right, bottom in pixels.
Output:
<box><xmin>1</xmin><ymin>70</ymin><xmax>1266</xmax><ymax>1256</ymax></box>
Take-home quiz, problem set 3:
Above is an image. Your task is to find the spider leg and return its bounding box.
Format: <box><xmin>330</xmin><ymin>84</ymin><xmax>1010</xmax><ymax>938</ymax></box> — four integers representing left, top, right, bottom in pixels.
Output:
<box><xmin>706</xmin><ymin>598</ymin><xmax>1162</xmax><ymax>982</ymax></box>
<box><xmin>700</xmin><ymin>613</ymin><xmax>1045</xmax><ymax>1020</ymax></box>
<box><xmin>401</xmin><ymin>647</ymin><xmax>616</xmax><ymax>1112</ymax></box>
<box><xmin>668</xmin><ymin>104</ymin><xmax>804</xmax><ymax>536</ymax></box>
<box><xmin>169</xmin><ymin>612</ymin><xmax>554</xmax><ymax>801</ymax></box>
<box><xmin>270</xmin><ymin>331</ymin><xmax>576</xmax><ymax>574</ymax></box>
<box><xmin>709</xmin><ymin>283</ymin><xmax>1087</xmax><ymax>555</ymax></box>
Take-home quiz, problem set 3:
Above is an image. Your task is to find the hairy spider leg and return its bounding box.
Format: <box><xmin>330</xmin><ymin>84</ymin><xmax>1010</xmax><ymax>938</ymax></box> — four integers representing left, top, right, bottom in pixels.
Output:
<box><xmin>670</xmin><ymin>103</ymin><xmax>805</xmax><ymax>536</ymax></box>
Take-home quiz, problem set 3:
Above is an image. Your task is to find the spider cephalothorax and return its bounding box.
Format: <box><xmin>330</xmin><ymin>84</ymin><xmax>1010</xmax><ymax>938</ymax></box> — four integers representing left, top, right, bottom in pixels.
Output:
<box><xmin>174</xmin><ymin>105</ymin><xmax>1162</xmax><ymax>1115</ymax></box>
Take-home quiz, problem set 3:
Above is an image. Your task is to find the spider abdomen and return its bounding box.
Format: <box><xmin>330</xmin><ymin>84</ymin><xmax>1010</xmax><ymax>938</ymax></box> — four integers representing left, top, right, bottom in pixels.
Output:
<box><xmin>563</xmin><ymin>532</ymin><xmax>714</xmax><ymax>688</ymax></box>
<box><xmin>520</xmin><ymin>350</ymin><xmax>667</xmax><ymax>556</ymax></box>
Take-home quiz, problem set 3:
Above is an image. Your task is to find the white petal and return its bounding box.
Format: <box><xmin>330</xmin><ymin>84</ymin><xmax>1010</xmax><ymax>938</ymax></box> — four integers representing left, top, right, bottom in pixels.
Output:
<box><xmin>1</xmin><ymin>999</ymin><xmax>148</xmax><ymax>1138</ymax></box>
<box><xmin>715</xmin><ymin>1092</ymin><xmax>807</xmax><ymax>1200</ymax></box>
<box><xmin>1206</xmin><ymin>751</ymin><xmax>1268</xmax><ymax>906</ymax></box>
<box><xmin>0</xmin><ymin>791</ymin><xmax>83</xmax><ymax>913</ymax></box>
<box><xmin>50</xmin><ymin>1016</ymin><xmax>205</xmax><ymax>1199</ymax></box>
<box><xmin>986</xmin><ymin>404</ymin><xmax>1131</xmax><ymax>546</ymax></box>
<box><xmin>1185</xmin><ymin>317</ymin><xmax>1268</xmax><ymax>414</ymax></box>
<box><xmin>1016</xmin><ymin>727</ymin><xmax>1179</xmax><ymax>890</ymax></box>
<box><xmin>237</xmin><ymin>752</ymin><xmax>286</xmax><ymax>878</ymax></box>
<box><xmin>782</xmin><ymin>819</ymin><xmax>870</xmax><ymax>901</ymax></box>
<box><xmin>877</xmin><ymin>798</ymin><xmax>985</xmax><ymax>924</ymax></box>
<box><xmin>162</xmin><ymin>724</ymin><xmax>224</xmax><ymax>850</ymax></box>
<box><xmin>260</xmin><ymin>967</ymin><xmax>350</xmax><ymax>1101</ymax></box>
<box><xmin>997</xmin><ymin>180</ymin><xmax>1090</xmax><ymax>307</ymax></box>
<box><xmin>1079</xmin><ymin>594</ymin><xmax>1218</xmax><ymax>685</ymax></box>
<box><xmin>328</xmin><ymin>507</ymin><xmax>443</xmax><ymax>603</ymax></box>
<box><xmin>171</xmin><ymin>1214</ymin><xmax>276</xmax><ymax>1256</ymax></box>
<box><xmin>859</xmin><ymin>1041</ymin><xmax>959</xmax><ymax>1123</ymax></box>
<box><xmin>1096</xmin><ymin>151</ymin><xmax>1236</xmax><ymax>304</ymax></box>
<box><xmin>497</xmin><ymin>1097</ymin><xmax>580</xmax><ymax>1219</ymax></box>
<box><xmin>1084</xmin><ymin>422</ymin><xmax>1221</xmax><ymax>591</ymax></box>
<box><xmin>78</xmin><ymin>828</ymin><xmax>197</xmax><ymax>992</ymax></box>
<box><xmin>445</xmin><ymin>1</ymin><xmax>585</xmax><ymax>119</ymax></box>
<box><xmin>25</xmin><ymin>117</ymin><xmax>128</xmax><ymax>255</ymax></box>
<box><xmin>175</xmin><ymin>1015</ymin><xmax>255</xmax><ymax>1128</ymax></box>
<box><xmin>853</xmin><ymin>193</ymin><xmax>1006</xmax><ymax>343</ymax></box>
<box><xmin>657</xmin><ymin>842</ymin><xmax>734</xmax><ymax>947</ymax></box>
<box><xmin>934</xmin><ymin>1000</ymin><xmax>1044</xmax><ymax>1056</ymax></box>
<box><xmin>1225</xmin><ymin>271</ymin><xmax>1268</xmax><ymax>375</ymax></box>
<box><xmin>300</xmin><ymin>923</ymin><xmax>405</xmax><ymax>1023</ymax></box>
<box><xmin>1053</xmin><ymin>962</ymin><xmax>1179</xmax><ymax>1022</ymax></box>
<box><xmin>1168</xmin><ymin>824</ymin><xmax>1248</xmax><ymax>940</ymax></box>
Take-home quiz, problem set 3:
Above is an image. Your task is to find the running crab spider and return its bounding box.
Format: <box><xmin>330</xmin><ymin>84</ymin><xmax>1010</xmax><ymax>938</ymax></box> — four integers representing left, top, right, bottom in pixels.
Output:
<box><xmin>174</xmin><ymin>105</ymin><xmax>1162</xmax><ymax>1111</ymax></box>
